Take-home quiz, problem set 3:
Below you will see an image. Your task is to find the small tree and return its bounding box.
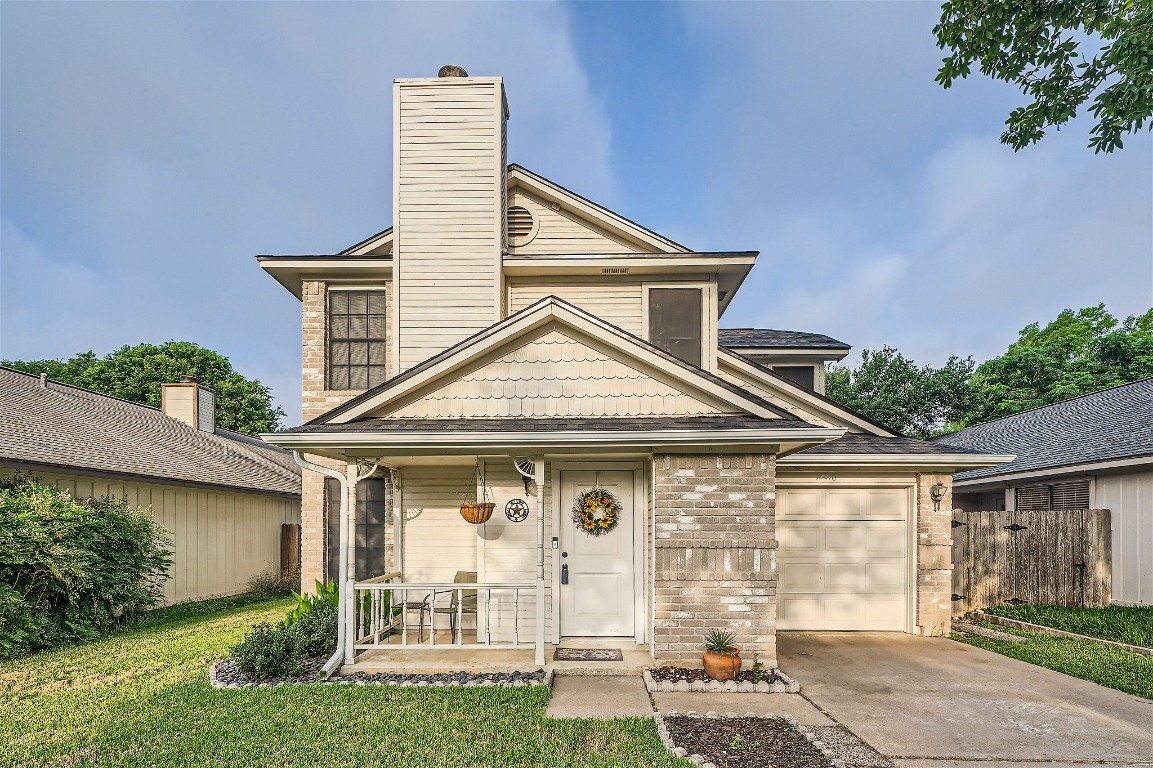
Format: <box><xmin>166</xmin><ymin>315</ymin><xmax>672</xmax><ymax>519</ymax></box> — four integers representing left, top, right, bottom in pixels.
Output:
<box><xmin>0</xmin><ymin>477</ymin><xmax>172</xmax><ymax>658</ymax></box>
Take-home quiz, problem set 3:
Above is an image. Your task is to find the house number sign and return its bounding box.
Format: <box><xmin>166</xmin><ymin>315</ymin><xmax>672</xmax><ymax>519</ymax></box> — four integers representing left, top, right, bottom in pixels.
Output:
<box><xmin>505</xmin><ymin>498</ymin><xmax>530</xmax><ymax>522</ymax></box>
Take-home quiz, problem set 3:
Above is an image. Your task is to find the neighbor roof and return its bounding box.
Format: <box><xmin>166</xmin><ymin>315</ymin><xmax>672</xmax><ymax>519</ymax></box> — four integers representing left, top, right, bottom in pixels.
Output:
<box><xmin>718</xmin><ymin>328</ymin><xmax>849</xmax><ymax>350</ymax></box>
<box><xmin>0</xmin><ymin>367</ymin><xmax>300</xmax><ymax>496</ymax></box>
<box><xmin>933</xmin><ymin>378</ymin><xmax>1153</xmax><ymax>482</ymax></box>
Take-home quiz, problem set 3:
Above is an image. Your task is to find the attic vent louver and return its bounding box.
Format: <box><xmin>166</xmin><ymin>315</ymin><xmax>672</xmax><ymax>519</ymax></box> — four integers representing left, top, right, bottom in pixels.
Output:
<box><xmin>507</xmin><ymin>205</ymin><xmax>537</xmax><ymax>246</ymax></box>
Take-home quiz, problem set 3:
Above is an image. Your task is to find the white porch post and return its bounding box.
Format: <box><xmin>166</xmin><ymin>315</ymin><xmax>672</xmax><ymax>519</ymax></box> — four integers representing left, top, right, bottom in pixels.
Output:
<box><xmin>392</xmin><ymin>469</ymin><xmax>404</xmax><ymax>574</ymax></box>
<box><xmin>534</xmin><ymin>456</ymin><xmax>546</xmax><ymax>665</ymax></box>
<box><xmin>343</xmin><ymin>461</ymin><xmax>358</xmax><ymax>665</ymax></box>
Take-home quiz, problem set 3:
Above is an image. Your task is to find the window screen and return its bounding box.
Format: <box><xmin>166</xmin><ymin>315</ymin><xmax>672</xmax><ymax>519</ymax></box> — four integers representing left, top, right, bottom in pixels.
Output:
<box><xmin>649</xmin><ymin>288</ymin><xmax>703</xmax><ymax>367</ymax></box>
<box><xmin>1015</xmin><ymin>484</ymin><xmax>1051</xmax><ymax>510</ymax></box>
<box><xmin>1051</xmin><ymin>480</ymin><xmax>1090</xmax><ymax>510</ymax></box>
<box><xmin>773</xmin><ymin>365</ymin><xmax>815</xmax><ymax>390</ymax></box>
<box><xmin>325</xmin><ymin>477</ymin><xmax>389</xmax><ymax>583</ymax></box>
<box><xmin>328</xmin><ymin>290</ymin><xmax>387</xmax><ymax>391</ymax></box>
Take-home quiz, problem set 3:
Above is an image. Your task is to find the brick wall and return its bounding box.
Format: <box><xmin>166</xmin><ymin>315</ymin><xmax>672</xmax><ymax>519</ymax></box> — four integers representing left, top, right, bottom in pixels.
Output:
<box><xmin>652</xmin><ymin>454</ymin><xmax>778</xmax><ymax>666</ymax></box>
<box><xmin>299</xmin><ymin>280</ymin><xmax>393</xmax><ymax>592</ymax></box>
<box><xmin>915</xmin><ymin>472</ymin><xmax>953</xmax><ymax>636</ymax></box>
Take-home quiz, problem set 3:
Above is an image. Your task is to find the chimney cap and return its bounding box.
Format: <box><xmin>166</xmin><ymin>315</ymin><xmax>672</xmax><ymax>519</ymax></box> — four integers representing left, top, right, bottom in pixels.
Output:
<box><xmin>438</xmin><ymin>64</ymin><xmax>468</xmax><ymax>78</ymax></box>
<box><xmin>179</xmin><ymin>375</ymin><xmax>200</xmax><ymax>384</ymax></box>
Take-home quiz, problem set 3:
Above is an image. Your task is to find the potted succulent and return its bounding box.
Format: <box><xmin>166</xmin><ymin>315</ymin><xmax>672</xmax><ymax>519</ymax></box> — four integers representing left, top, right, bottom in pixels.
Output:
<box><xmin>702</xmin><ymin>629</ymin><xmax>742</xmax><ymax>681</ymax></box>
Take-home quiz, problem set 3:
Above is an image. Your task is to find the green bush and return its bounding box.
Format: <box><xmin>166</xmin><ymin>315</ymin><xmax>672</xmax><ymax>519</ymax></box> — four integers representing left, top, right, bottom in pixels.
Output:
<box><xmin>0</xmin><ymin>476</ymin><xmax>172</xmax><ymax>658</ymax></box>
<box><xmin>229</xmin><ymin>584</ymin><xmax>338</xmax><ymax>679</ymax></box>
<box><xmin>246</xmin><ymin>569</ymin><xmax>299</xmax><ymax>599</ymax></box>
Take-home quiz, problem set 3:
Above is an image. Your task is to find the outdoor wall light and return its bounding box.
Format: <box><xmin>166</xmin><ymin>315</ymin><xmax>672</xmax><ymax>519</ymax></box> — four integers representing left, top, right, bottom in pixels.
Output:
<box><xmin>929</xmin><ymin>481</ymin><xmax>948</xmax><ymax>511</ymax></box>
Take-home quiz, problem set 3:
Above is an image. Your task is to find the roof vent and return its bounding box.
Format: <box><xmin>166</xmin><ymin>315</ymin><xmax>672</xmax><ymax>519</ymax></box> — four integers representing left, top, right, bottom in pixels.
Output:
<box><xmin>438</xmin><ymin>64</ymin><xmax>468</xmax><ymax>78</ymax></box>
<box><xmin>507</xmin><ymin>205</ymin><xmax>537</xmax><ymax>246</ymax></box>
<box><xmin>161</xmin><ymin>379</ymin><xmax>216</xmax><ymax>433</ymax></box>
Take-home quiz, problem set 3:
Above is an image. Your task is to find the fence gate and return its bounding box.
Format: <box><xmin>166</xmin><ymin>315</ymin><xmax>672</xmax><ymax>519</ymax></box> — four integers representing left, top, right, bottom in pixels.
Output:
<box><xmin>951</xmin><ymin>509</ymin><xmax>1110</xmax><ymax>615</ymax></box>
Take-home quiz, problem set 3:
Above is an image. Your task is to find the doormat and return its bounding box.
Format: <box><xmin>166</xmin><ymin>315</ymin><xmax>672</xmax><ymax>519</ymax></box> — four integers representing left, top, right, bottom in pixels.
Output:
<box><xmin>553</xmin><ymin>648</ymin><xmax>624</xmax><ymax>662</ymax></box>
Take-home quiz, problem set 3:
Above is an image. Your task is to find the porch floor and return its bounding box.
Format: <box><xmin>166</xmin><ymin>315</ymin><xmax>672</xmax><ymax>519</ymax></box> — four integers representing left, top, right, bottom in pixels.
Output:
<box><xmin>345</xmin><ymin>636</ymin><xmax>656</xmax><ymax>676</ymax></box>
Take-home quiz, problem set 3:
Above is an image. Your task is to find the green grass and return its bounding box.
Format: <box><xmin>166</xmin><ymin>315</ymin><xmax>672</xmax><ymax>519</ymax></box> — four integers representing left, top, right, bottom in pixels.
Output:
<box><xmin>984</xmin><ymin>603</ymin><xmax>1153</xmax><ymax>647</ymax></box>
<box><xmin>0</xmin><ymin>597</ymin><xmax>685</xmax><ymax>768</ymax></box>
<box><xmin>954</xmin><ymin>622</ymin><xmax>1153</xmax><ymax>699</ymax></box>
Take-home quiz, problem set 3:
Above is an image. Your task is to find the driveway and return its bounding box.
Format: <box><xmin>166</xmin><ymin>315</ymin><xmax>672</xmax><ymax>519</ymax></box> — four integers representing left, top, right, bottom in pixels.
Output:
<box><xmin>778</xmin><ymin>632</ymin><xmax>1153</xmax><ymax>768</ymax></box>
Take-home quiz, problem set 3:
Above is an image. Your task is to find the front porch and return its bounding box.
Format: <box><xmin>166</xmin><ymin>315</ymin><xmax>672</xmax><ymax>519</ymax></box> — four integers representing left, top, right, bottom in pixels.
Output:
<box><xmin>346</xmin><ymin>638</ymin><xmax>657</xmax><ymax>676</ymax></box>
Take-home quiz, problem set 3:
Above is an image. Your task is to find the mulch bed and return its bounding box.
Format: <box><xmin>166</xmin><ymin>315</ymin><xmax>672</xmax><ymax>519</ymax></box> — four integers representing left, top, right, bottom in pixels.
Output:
<box><xmin>649</xmin><ymin>666</ymin><xmax>782</xmax><ymax>685</ymax></box>
<box><xmin>663</xmin><ymin>716</ymin><xmax>831</xmax><ymax>768</ymax></box>
<box><xmin>212</xmin><ymin>657</ymin><xmax>548</xmax><ymax>688</ymax></box>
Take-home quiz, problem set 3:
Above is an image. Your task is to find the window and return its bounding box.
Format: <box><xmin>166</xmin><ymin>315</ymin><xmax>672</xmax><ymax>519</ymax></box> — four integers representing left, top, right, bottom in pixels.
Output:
<box><xmin>328</xmin><ymin>290</ymin><xmax>387</xmax><ymax>390</ymax></box>
<box><xmin>648</xmin><ymin>287</ymin><xmax>703</xmax><ymax>367</ymax></box>
<box><xmin>1015</xmin><ymin>480</ymin><xmax>1090</xmax><ymax>510</ymax></box>
<box><xmin>325</xmin><ymin>477</ymin><xmax>389</xmax><ymax>582</ymax></box>
<box><xmin>773</xmin><ymin>365</ymin><xmax>815</xmax><ymax>390</ymax></box>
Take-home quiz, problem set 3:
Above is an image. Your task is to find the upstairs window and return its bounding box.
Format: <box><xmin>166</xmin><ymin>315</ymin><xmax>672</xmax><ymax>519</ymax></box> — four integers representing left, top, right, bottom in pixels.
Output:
<box><xmin>773</xmin><ymin>365</ymin><xmax>815</xmax><ymax>390</ymax></box>
<box><xmin>648</xmin><ymin>287</ymin><xmax>703</xmax><ymax>367</ymax></box>
<box><xmin>328</xmin><ymin>289</ymin><xmax>387</xmax><ymax>390</ymax></box>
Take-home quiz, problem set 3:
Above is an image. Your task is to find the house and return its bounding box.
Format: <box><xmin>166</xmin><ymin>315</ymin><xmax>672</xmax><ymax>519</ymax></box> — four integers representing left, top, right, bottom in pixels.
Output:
<box><xmin>0</xmin><ymin>367</ymin><xmax>302</xmax><ymax>604</ymax></box>
<box><xmin>934</xmin><ymin>378</ymin><xmax>1153</xmax><ymax>606</ymax></box>
<box><xmin>258</xmin><ymin>67</ymin><xmax>1010</xmax><ymax>674</ymax></box>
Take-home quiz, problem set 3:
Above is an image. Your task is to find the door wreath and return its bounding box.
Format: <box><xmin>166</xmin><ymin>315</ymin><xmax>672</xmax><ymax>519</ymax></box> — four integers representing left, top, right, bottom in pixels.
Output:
<box><xmin>572</xmin><ymin>487</ymin><xmax>621</xmax><ymax>536</ymax></box>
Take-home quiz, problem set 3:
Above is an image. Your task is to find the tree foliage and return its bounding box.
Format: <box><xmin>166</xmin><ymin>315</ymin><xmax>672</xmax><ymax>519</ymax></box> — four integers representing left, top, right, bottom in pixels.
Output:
<box><xmin>826</xmin><ymin>347</ymin><xmax>976</xmax><ymax>439</ymax></box>
<box><xmin>3</xmin><ymin>341</ymin><xmax>285</xmax><ymax>435</ymax></box>
<box><xmin>963</xmin><ymin>304</ymin><xmax>1153</xmax><ymax>423</ymax></box>
<box><xmin>935</xmin><ymin>0</ymin><xmax>1153</xmax><ymax>153</ymax></box>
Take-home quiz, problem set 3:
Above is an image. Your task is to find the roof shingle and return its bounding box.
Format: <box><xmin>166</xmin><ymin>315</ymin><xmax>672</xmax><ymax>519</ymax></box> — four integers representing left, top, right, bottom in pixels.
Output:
<box><xmin>718</xmin><ymin>328</ymin><xmax>849</xmax><ymax>350</ymax></box>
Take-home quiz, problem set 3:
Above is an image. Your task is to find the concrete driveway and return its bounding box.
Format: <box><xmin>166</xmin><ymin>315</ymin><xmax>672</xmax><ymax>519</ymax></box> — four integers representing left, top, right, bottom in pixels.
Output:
<box><xmin>779</xmin><ymin>632</ymin><xmax>1153</xmax><ymax>768</ymax></box>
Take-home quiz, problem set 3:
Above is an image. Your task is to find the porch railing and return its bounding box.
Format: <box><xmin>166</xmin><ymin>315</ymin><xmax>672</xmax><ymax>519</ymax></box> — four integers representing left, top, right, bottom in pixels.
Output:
<box><xmin>352</xmin><ymin>573</ymin><xmax>538</xmax><ymax>652</ymax></box>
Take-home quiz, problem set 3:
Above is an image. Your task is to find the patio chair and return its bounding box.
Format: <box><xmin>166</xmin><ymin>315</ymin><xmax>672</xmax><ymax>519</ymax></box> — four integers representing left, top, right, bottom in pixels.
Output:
<box><xmin>424</xmin><ymin>571</ymin><xmax>478</xmax><ymax>642</ymax></box>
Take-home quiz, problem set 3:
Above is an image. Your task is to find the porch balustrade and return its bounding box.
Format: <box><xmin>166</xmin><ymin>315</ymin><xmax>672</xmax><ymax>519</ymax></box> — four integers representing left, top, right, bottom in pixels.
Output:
<box><xmin>352</xmin><ymin>572</ymin><xmax>538</xmax><ymax>653</ymax></box>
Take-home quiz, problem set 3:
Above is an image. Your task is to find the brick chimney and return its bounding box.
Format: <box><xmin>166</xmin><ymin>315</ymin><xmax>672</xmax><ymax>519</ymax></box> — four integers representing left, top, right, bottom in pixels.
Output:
<box><xmin>161</xmin><ymin>376</ymin><xmax>216</xmax><ymax>433</ymax></box>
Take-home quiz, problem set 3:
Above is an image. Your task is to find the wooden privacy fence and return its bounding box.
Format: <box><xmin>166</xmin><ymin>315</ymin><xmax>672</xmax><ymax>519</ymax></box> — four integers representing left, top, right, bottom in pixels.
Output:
<box><xmin>951</xmin><ymin>509</ymin><xmax>1111</xmax><ymax>615</ymax></box>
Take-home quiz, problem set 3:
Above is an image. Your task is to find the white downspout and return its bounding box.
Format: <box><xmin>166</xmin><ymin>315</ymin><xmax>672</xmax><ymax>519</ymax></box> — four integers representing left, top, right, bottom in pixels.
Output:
<box><xmin>292</xmin><ymin>451</ymin><xmax>351</xmax><ymax>678</ymax></box>
<box><xmin>534</xmin><ymin>457</ymin><xmax>546</xmax><ymax>665</ymax></box>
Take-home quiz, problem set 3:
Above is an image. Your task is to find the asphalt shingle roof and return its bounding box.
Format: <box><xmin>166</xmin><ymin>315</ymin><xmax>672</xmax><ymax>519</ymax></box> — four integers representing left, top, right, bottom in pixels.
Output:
<box><xmin>0</xmin><ymin>367</ymin><xmax>300</xmax><ymax>496</ymax></box>
<box><xmin>797</xmin><ymin>433</ymin><xmax>985</xmax><ymax>455</ymax></box>
<box><xmin>933</xmin><ymin>378</ymin><xmax>1153</xmax><ymax>481</ymax></box>
<box><xmin>718</xmin><ymin>328</ymin><xmax>849</xmax><ymax>350</ymax></box>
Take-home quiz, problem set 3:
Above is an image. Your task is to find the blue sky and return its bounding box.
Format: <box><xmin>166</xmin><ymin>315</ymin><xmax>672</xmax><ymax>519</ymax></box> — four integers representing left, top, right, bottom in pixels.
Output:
<box><xmin>3</xmin><ymin>1</ymin><xmax>1150</xmax><ymax>423</ymax></box>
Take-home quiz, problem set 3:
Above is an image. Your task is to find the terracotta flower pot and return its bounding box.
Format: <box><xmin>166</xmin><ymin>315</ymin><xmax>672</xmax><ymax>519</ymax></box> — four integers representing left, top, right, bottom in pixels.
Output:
<box><xmin>702</xmin><ymin>648</ymin><xmax>741</xmax><ymax>681</ymax></box>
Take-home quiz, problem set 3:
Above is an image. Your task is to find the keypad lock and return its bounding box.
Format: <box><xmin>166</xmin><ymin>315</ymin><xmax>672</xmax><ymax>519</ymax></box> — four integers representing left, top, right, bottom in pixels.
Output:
<box><xmin>561</xmin><ymin>564</ymin><xmax>569</xmax><ymax>585</ymax></box>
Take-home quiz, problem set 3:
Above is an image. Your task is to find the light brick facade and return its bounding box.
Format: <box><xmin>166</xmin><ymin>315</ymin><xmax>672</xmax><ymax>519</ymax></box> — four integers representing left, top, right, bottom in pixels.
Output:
<box><xmin>652</xmin><ymin>453</ymin><xmax>778</xmax><ymax>665</ymax></box>
<box><xmin>915</xmin><ymin>472</ymin><xmax>953</xmax><ymax>636</ymax></box>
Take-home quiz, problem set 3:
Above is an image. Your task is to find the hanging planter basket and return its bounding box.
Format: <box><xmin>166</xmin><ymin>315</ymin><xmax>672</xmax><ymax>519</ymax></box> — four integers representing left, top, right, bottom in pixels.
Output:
<box><xmin>460</xmin><ymin>459</ymin><xmax>495</xmax><ymax>525</ymax></box>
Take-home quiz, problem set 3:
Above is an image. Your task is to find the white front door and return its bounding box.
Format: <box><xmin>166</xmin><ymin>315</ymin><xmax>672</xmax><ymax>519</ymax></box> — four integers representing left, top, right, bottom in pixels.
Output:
<box><xmin>559</xmin><ymin>470</ymin><xmax>635</xmax><ymax>637</ymax></box>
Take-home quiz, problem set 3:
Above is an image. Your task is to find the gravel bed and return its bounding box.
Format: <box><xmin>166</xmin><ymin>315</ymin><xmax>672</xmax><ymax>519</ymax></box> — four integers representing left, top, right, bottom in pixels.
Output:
<box><xmin>645</xmin><ymin>667</ymin><xmax>801</xmax><ymax>693</ymax></box>
<box><xmin>807</xmin><ymin>726</ymin><xmax>891</xmax><ymax>768</ymax></box>
<box><xmin>659</xmin><ymin>713</ymin><xmax>832</xmax><ymax>768</ymax></box>
<box><xmin>211</xmin><ymin>657</ymin><xmax>551</xmax><ymax>689</ymax></box>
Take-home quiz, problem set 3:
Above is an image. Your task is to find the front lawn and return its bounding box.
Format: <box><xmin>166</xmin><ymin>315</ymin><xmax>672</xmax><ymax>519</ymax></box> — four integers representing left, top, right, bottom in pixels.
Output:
<box><xmin>0</xmin><ymin>597</ymin><xmax>684</xmax><ymax>768</ymax></box>
<box><xmin>984</xmin><ymin>603</ymin><xmax>1153</xmax><ymax>648</ymax></box>
<box><xmin>954</xmin><ymin>622</ymin><xmax>1153</xmax><ymax>699</ymax></box>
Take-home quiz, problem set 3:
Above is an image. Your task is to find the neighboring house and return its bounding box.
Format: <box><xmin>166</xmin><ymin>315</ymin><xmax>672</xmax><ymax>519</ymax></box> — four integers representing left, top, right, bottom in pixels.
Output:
<box><xmin>934</xmin><ymin>378</ymin><xmax>1153</xmax><ymax>606</ymax></box>
<box><xmin>258</xmin><ymin>68</ymin><xmax>1009</xmax><ymax>671</ymax></box>
<box><xmin>0</xmin><ymin>367</ymin><xmax>302</xmax><ymax>604</ymax></box>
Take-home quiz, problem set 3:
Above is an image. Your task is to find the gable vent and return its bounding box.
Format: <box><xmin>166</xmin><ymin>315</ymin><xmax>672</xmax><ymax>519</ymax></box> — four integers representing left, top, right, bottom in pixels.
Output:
<box><xmin>507</xmin><ymin>205</ymin><xmax>537</xmax><ymax>246</ymax></box>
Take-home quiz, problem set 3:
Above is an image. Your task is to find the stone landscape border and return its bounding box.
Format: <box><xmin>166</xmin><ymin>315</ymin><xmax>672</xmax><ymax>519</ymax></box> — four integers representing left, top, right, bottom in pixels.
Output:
<box><xmin>979</xmin><ymin>612</ymin><xmax>1153</xmax><ymax>657</ymax></box>
<box><xmin>209</xmin><ymin>660</ymin><xmax>554</xmax><ymax>689</ymax></box>
<box><xmin>654</xmin><ymin>710</ymin><xmax>845</xmax><ymax>768</ymax></box>
<box><xmin>643</xmin><ymin>667</ymin><xmax>801</xmax><ymax>693</ymax></box>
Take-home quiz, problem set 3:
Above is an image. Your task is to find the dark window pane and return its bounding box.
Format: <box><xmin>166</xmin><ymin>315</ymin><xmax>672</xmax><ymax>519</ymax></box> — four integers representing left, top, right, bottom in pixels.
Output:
<box><xmin>368</xmin><ymin>292</ymin><xmax>387</xmax><ymax>314</ymax></box>
<box><xmin>331</xmin><ymin>317</ymin><xmax>349</xmax><ymax>339</ymax></box>
<box><xmin>330</xmin><ymin>292</ymin><xmax>348</xmax><ymax>314</ymax></box>
<box><xmin>350</xmin><ymin>342</ymin><xmax>369</xmax><ymax>366</ymax></box>
<box><xmin>368</xmin><ymin>366</ymin><xmax>388</xmax><ymax>387</ymax></box>
<box><xmin>368</xmin><ymin>315</ymin><xmax>387</xmax><ymax>338</ymax></box>
<box><xmin>349</xmin><ymin>315</ymin><xmax>368</xmax><ymax>338</ymax></box>
<box><xmin>328</xmin><ymin>289</ymin><xmax>387</xmax><ymax>391</ymax></box>
<box><xmin>331</xmin><ymin>342</ymin><xmax>349</xmax><ymax>366</ymax></box>
<box><xmin>773</xmin><ymin>366</ymin><xmax>815</xmax><ymax>390</ymax></box>
<box><xmin>349</xmin><ymin>292</ymin><xmax>367</xmax><ymax>315</ymax></box>
<box><xmin>349</xmin><ymin>366</ymin><xmax>368</xmax><ymax>390</ymax></box>
<box><xmin>330</xmin><ymin>367</ymin><xmax>349</xmax><ymax>391</ymax></box>
<box><xmin>649</xmin><ymin>288</ymin><xmax>703</xmax><ymax>367</ymax></box>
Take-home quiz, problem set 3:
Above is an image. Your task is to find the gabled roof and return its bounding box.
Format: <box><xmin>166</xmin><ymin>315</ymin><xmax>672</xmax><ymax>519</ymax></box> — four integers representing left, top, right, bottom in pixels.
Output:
<box><xmin>934</xmin><ymin>378</ymin><xmax>1153</xmax><ymax>482</ymax></box>
<box><xmin>0</xmin><ymin>367</ymin><xmax>300</xmax><ymax>497</ymax></box>
<box><xmin>719</xmin><ymin>328</ymin><xmax>850</xmax><ymax>351</ymax></box>
<box><xmin>301</xmin><ymin>296</ymin><xmax>809</xmax><ymax>427</ymax></box>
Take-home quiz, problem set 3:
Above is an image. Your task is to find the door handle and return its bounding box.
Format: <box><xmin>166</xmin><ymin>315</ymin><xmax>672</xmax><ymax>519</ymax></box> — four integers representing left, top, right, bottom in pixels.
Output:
<box><xmin>561</xmin><ymin>564</ymin><xmax>569</xmax><ymax>585</ymax></box>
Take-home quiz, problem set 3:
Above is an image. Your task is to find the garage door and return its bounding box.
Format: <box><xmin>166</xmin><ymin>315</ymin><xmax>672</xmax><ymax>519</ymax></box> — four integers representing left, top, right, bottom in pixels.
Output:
<box><xmin>777</xmin><ymin>487</ymin><xmax>910</xmax><ymax>631</ymax></box>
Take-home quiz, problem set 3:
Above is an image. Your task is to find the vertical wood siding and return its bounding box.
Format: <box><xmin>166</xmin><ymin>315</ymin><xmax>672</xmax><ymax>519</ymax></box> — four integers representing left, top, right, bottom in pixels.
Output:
<box><xmin>1</xmin><ymin>468</ymin><xmax>299</xmax><ymax>604</ymax></box>
<box><xmin>1095</xmin><ymin>469</ymin><xmax>1153</xmax><ymax>604</ymax></box>
<box><xmin>507</xmin><ymin>189</ymin><xmax>643</xmax><ymax>255</ymax></box>
<box><xmin>395</xmin><ymin>80</ymin><xmax>506</xmax><ymax>371</ymax></box>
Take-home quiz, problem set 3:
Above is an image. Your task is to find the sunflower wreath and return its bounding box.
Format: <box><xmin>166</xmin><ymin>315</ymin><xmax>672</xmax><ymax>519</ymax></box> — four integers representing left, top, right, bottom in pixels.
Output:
<box><xmin>572</xmin><ymin>487</ymin><xmax>621</xmax><ymax>536</ymax></box>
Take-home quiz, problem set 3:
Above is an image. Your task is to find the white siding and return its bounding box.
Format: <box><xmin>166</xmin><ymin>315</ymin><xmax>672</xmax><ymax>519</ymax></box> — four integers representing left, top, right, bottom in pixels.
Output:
<box><xmin>394</xmin><ymin>79</ymin><xmax>506</xmax><ymax>371</ymax></box>
<box><xmin>384</xmin><ymin>329</ymin><xmax>726</xmax><ymax>418</ymax></box>
<box><xmin>0</xmin><ymin>468</ymin><xmax>299</xmax><ymax>604</ymax></box>
<box><xmin>1095</xmin><ymin>468</ymin><xmax>1153</xmax><ymax>605</ymax></box>
<box><xmin>507</xmin><ymin>189</ymin><xmax>643</xmax><ymax>255</ymax></box>
<box><xmin>398</xmin><ymin>465</ymin><xmax>479</xmax><ymax>586</ymax></box>
<box><xmin>716</xmin><ymin>360</ymin><xmax>844</xmax><ymax>429</ymax></box>
<box><xmin>508</xmin><ymin>278</ymin><xmax>644</xmax><ymax>336</ymax></box>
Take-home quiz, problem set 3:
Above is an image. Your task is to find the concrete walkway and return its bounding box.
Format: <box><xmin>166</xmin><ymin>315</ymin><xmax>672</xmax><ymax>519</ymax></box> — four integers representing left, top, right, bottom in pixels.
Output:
<box><xmin>545</xmin><ymin>675</ymin><xmax>653</xmax><ymax>719</ymax></box>
<box><xmin>779</xmin><ymin>632</ymin><xmax>1153</xmax><ymax>767</ymax></box>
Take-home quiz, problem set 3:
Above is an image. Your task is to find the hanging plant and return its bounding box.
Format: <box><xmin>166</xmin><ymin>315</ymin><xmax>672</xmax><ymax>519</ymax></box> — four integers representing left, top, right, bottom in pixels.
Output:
<box><xmin>572</xmin><ymin>487</ymin><xmax>621</xmax><ymax>536</ymax></box>
<box><xmin>460</xmin><ymin>459</ymin><xmax>494</xmax><ymax>525</ymax></box>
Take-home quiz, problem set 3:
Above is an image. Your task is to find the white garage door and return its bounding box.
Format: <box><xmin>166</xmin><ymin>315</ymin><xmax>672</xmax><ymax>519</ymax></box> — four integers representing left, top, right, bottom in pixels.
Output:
<box><xmin>777</xmin><ymin>487</ymin><xmax>910</xmax><ymax>631</ymax></box>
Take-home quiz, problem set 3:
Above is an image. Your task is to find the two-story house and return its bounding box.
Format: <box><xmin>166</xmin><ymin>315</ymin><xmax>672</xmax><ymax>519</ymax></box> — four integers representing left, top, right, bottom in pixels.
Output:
<box><xmin>259</xmin><ymin>67</ymin><xmax>1009</xmax><ymax>675</ymax></box>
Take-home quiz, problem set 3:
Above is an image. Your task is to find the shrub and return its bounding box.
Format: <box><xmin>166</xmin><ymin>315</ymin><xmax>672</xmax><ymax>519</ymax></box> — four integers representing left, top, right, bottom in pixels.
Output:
<box><xmin>229</xmin><ymin>582</ymin><xmax>339</xmax><ymax>679</ymax></box>
<box><xmin>246</xmin><ymin>569</ymin><xmax>299</xmax><ymax>599</ymax></box>
<box><xmin>0</xmin><ymin>476</ymin><xmax>172</xmax><ymax>658</ymax></box>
